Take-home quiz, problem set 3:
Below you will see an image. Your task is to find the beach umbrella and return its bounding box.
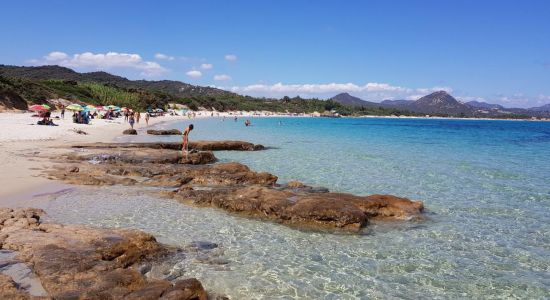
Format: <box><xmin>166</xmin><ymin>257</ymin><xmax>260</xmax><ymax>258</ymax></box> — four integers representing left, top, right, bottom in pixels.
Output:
<box><xmin>86</xmin><ymin>104</ymin><xmax>96</xmax><ymax>109</ymax></box>
<box><xmin>29</xmin><ymin>104</ymin><xmax>50</xmax><ymax>112</ymax></box>
<box><xmin>41</xmin><ymin>104</ymin><xmax>51</xmax><ymax>110</ymax></box>
<box><xmin>66</xmin><ymin>104</ymin><xmax>84</xmax><ymax>111</ymax></box>
<box><xmin>95</xmin><ymin>105</ymin><xmax>104</xmax><ymax>111</ymax></box>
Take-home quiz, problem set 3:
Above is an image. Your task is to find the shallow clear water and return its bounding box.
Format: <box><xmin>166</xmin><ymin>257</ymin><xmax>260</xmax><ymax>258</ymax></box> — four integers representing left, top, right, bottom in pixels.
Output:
<box><xmin>44</xmin><ymin>117</ymin><xmax>550</xmax><ymax>299</ymax></box>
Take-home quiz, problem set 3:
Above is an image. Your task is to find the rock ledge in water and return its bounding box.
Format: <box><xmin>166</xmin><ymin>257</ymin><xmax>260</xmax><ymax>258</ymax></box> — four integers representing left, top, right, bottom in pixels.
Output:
<box><xmin>0</xmin><ymin>208</ymin><xmax>208</xmax><ymax>300</ymax></box>
<box><xmin>71</xmin><ymin>140</ymin><xmax>265</xmax><ymax>151</ymax></box>
<box><xmin>147</xmin><ymin>129</ymin><xmax>182</xmax><ymax>135</ymax></box>
<box><xmin>45</xmin><ymin>141</ymin><xmax>424</xmax><ymax>233</ymax></box>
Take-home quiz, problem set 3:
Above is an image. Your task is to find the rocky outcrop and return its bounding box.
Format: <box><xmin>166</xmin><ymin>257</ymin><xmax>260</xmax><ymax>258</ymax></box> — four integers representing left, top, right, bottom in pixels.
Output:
<box><xmin>123</xmin><ymin>128</ymin><xmax>138</xmax><ymax>135</ymax></box>
<box><xmin>0</xmin><ymin>208</ymin><xmax>208</xmax><ymax>299</ymax></box>
<box><xmin>170</xmin><ymin>186</ymin><xmax>423</xmax><ymax>231</ymax></box>
<box><xmin>147</xmin><ymin>129</ymin><xmax>182</xmax><ymax>135</ymax></box>
<box><xmin>43</xmin><ymin>142</ymin><xmax>424</xmax><ymax>233</ymax></box>
<box><xmin>55</xmin><ymin>147</ymin><xmax>217</xmax><ymax>165</ymax></box>
<box><xmin>70</xmin><ymin>140</ymin><xmax>265</xmax><ymax>151</ymax></box>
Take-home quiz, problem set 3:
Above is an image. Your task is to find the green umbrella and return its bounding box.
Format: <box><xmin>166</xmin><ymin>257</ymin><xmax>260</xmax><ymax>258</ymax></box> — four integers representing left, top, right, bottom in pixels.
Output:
<box><xmin>66</xmin><ymin>104</ymin><xmax>84</xmax><ymax>111</ymax></box>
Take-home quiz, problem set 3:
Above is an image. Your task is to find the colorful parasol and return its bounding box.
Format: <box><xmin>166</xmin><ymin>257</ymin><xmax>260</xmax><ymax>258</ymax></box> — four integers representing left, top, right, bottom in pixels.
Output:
<box><xmin>66</xmin><ymin>104</ymin><xmax>84</xmax><ymax>111</ymax></box>
<box><xmin>29</xmin><ymin>104</ymin><xmax>50</xmax><ymax>112</ymax></box>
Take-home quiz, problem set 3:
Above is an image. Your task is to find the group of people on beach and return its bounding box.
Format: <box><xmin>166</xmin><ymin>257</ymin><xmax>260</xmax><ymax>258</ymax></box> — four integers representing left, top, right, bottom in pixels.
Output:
<box><xmin>123</xmin><ymin>110</ymin><xmax>150</xmax><ymax>128</ymax></box>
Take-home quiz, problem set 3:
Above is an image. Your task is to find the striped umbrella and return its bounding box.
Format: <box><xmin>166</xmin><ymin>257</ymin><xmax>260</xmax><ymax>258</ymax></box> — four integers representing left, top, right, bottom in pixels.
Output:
<box><xmin>29</xmin><ymin>104</ymin><xmax>50</xmax><ymax>112</ymax></box>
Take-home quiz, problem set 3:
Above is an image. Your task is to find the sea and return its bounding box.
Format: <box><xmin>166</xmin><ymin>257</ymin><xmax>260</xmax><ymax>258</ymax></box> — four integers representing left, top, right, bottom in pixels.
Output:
<box><xmin>40</xmin><ymin>117</ymin><xmax>550</xmax><ymax>299</ymax></box>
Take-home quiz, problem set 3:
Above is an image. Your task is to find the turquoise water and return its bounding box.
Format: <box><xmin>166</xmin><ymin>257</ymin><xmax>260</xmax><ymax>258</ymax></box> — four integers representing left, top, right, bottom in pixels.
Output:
<box><xmin>43</xmin><ymin>117</ymin><xmax>550</xmax><ymax>299</ymax></box>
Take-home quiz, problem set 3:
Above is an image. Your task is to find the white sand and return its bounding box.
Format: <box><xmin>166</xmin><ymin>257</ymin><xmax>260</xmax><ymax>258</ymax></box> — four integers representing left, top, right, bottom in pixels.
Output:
<box><xmin>0</xmin><ymin>112</ymin><xmax>184</xmax><ymax>203</ymax></box>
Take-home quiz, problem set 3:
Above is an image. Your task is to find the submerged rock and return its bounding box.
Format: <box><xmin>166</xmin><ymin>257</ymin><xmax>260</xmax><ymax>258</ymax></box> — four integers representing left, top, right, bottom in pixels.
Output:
<box><xmin>0</xmin><ymin>208</ymin><xmax>208</xmax><ymax>300</ymax></box>
<box><xmin>147</xmin><ymin>129</ymin><xmax>182</xmax><ymax>135</ymax></box>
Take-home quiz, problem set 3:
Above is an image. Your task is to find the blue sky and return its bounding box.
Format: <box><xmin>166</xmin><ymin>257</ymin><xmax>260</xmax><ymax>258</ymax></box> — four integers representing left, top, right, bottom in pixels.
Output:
<box><xmin>1</xmin><ymin>0</ymin><xmax>549</xmax><ymax>107</ymax></box>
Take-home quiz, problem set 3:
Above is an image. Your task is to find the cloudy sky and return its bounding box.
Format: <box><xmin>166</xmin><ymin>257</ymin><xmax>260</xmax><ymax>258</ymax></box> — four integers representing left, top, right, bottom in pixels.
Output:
<box><xmin>2</xmin><ymin>0</ymin><xmax>550</xmax><ymax>107</ymax></box>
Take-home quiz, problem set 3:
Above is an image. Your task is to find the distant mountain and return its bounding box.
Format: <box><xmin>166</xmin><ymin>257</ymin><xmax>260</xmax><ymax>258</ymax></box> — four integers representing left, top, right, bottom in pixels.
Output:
<box><xmin>380</xmin><ymin>99</ymin><xmax>414</xmax><ymax>107</ymax></box>
<box><xmin>331</xmin><ymin>93</ymin><xmax>381</xmax><ymax>107</ymax></box>
<box><xmin>529</xmin><ymin>103</ymin><xmax>550</xmax><ymax>112</ymax></box>
<box><xmin>0</xmin><ymin>65</ymin><xmax>236</xmax><ymax>98</ymax></box>
<box><xmin>405</xmin><ymin>91</ymin><xmax>472</xmax><ymax>115</ymax></box>
<box><xmin>466</xmin><ymin>100</ymin><xmax>504</xmax><ymax>110</ymax></box>
<box><xmin>332</xmin><ymin>91</ymin><xmax>540</xmax><ymax>117</ymax></box>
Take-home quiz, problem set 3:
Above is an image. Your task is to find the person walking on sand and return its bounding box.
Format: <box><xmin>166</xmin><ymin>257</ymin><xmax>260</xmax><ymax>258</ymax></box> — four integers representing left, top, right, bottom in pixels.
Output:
<box><xmin>182</xmin><ymin>124</ymin><xmax>194</xmax><ymax>156</ymax></box>
<box><xmin>129</xmin><ymin>112</ymin><xmax>135</xmax><ymax>129</ymax></box>
<box><xmin>145</xmin><ymin>112</ymin><xmax>150</xmax><ymax>125</ymax></box>
<box><xmin>136</xmin><ymin>111</ymin><xmax>140</xmax><ymax>123</ymax></box>
<box><xmin>60</xmin><ymin>106</ymin><xmax>65</xmax><ymax>119</ymax></box>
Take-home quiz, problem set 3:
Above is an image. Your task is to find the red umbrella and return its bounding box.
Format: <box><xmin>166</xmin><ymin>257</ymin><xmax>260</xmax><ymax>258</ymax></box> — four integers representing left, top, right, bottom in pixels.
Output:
<box><xmin>29</xmin><ymin>104</ymin><xmax>50</xmax><ymax>112</ymax></box>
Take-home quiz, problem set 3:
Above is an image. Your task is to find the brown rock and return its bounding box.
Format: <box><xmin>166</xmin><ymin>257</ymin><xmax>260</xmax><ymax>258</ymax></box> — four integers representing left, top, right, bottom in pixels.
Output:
<box><xmin>147</xmin><ymin>129</ymin><xmax>182</xmax><ymax>135</ymax></box>
<box><xmin>0</xmin><ymin>208</ymin><xmax>208</xmax><ymax>300</ymax></box>
<box><xmin>70</xmin><ymin>140</ymin><xmax>266</xmax><ymax>151</ymax></box>
<box><xmin>287</xmin><ymin>181</ymin><xmax>304</xmax><ymax>188</ymax></box>
<box><xmin>123</xmin><ymin>129</ymin><xmax>138</xmax><ymax>135</ymax></box>
<box><xmin>43</xmin><ymin>140</ymin><xmax>425</xmax><ymax>233</ymax></box>
<box><xmin>172</xmin><ymin>186</ymin><xmax>423</xmax><ymax>232</ymax></box>
<box><xmin>0</xmin><ymin>274</ymin><xmax>29</xmax><ymax>300</ymax></box>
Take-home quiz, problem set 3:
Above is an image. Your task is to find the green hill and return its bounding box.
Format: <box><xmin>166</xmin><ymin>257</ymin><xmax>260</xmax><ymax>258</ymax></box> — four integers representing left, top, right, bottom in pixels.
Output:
<box><xmin>0</xmin><ymin>64</ymin><xmax>406</xmax><ymax>116</ymax></box>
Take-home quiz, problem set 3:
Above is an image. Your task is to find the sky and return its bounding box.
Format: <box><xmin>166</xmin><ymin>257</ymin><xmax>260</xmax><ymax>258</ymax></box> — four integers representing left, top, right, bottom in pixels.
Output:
<box><xmin>1</xmin><ymin>0</ymin><xmax>549</xmax><ymax>107</ymax></box>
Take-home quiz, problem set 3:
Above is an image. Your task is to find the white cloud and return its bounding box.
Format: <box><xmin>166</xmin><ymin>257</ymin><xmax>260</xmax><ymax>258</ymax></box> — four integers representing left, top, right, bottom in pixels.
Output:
<box><xmin>36</xmin><ymin>51</ymin><xmax>167</xmax><ymax>76</ymax></box>
<box><xmin>224</xmin><ymin>54</ymin><xmax>237</xmax><ymax>61</ymax></box>
<box><xmin>201</xmin><ymin>63</ymin><xmax>213</xmax><ymax>70</ymax></box>
<box><xmin>45</xmin><ymin>51</ymin><xmax>69</xmax><ymax>61</ymax></box>
<box><xmin>186</xmin><ymin>70</ymin><xmax>202</xmax><ymax>78</ymax></box>
<box><xmin>225</xmin><ymin>82</ymin><xmax>432</xmax><ymax>94</ymax></box>
<box><xmin>214</xmin><ymin>74</ymin><xmax>231</xmax><ymax>81</ymax></box>
<box><xmin>215</xmin><ymin>82</ymin><xmax>455</xmax><ymax>102</ymax></box>
<box><xmin>154</xmin><ymin>53</ymin><xmax>175</xmax><ymax>61</ymax></box>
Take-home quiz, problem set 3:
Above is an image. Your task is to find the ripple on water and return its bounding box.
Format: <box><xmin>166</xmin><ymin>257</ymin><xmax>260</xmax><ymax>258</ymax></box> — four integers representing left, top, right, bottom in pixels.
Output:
<box><xmin>52</xmin><ymin>117</ymin><xmax>550</xmax><ymax>298</ymax></box>
<box><xmin>38</xmin><ymin>185</ymin><xmax>550</xmax><ymax>299</ymax></box>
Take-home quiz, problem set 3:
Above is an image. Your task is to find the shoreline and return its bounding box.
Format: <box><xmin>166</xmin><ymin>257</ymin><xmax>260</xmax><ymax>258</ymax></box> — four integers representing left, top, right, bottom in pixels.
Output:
<box><xmin>0</xmin><ymin>109</ymin><xmax>545</xmax><ymax>202</ymax></box>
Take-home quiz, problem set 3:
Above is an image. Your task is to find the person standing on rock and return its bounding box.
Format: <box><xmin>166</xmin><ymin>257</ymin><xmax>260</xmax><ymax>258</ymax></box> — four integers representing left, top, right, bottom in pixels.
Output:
<box><xmin>182</xmin><ymin>124</ymin><xmax>194</xmax><ymax>156</ymax></box>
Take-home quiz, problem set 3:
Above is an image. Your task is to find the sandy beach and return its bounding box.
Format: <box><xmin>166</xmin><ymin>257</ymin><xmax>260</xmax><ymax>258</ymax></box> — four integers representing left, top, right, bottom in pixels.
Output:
<box><xmin>0</xmin><ymin>112</ymin><xmax>187</xmax><ymax>203</ymax></box>
<box><xmin>0</xmin><ymin>110</ymin><xmax>301</xmax><ymax>203</ymax></box>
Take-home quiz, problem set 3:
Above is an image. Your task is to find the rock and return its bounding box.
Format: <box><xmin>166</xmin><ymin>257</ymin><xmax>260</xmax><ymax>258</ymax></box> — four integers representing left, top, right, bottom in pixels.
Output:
<box><xmin>180</xmin><ymin>151</ymin><xmax>217</xmax><ymax>165</ymax></box>
<box><xmin>0</xmin><ymin>208</ymin><xmax>208</xmax><ymax>300</ymax></box>
<box><xmin>287</xmin><ymin>181</ymin><xmax>304</xmax><ymax>188</ymax></box>
<box><xmin>147</xmin><ymin>129</ymin><xmax>182</xmax><ymax>135</ymax></box>
<box><xmin>66</xmin><ymin>166</ymin><xmax>79</xmax><ymax>173</ymax></box>
<box><xmin>71</xmin><ymin>140</ymin><xmax>266</xmax><ymax>151</ymax></box>
<box><xmin>0</xmin><ymin>274</ymin><xmax>28</xmax><ymax>300</ymax></box>
<box><xmin>172</xmin><ymin>186</ymin><xmax>424</xmax><ymax>232</ymax></box>
<box><xmin>123</xmin><ymin>129</ymin><xmax>137</xmax><ymax>135</ymax></box>
<box><xmin>43</xmin><ymin>141</ymin><xmax>425</xmax><ymax>233</ymax></box>
<box><xmin>187</xmin><ymin>241</ymin><xmax>218</xmax><ymax>251</ymax></box>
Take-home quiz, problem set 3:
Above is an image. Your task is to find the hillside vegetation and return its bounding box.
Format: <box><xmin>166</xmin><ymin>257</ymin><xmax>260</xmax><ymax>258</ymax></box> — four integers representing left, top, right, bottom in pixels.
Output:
<box><xmin>0</xmin><ymin>65</ymin><xmax>405</xmax><ymax>115</ymax></box>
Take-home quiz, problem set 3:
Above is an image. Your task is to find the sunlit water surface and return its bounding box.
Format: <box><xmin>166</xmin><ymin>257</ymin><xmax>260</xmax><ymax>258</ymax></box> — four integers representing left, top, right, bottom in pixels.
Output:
<box><xmin>42</xmin><ymin>117</ymin><xmax>550</xmax><ymax>299</ymax></box>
